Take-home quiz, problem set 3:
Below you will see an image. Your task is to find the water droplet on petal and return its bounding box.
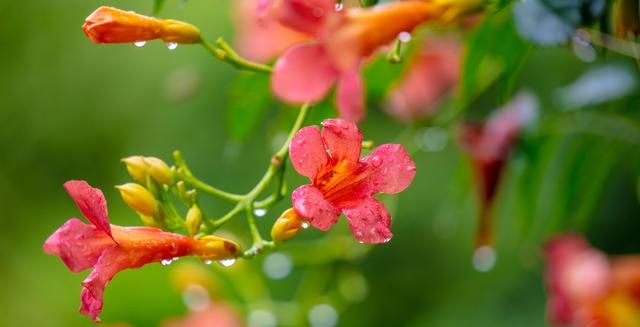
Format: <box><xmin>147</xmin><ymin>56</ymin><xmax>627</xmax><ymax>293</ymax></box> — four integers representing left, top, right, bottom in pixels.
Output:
<box><xmin>218</xmin><ymin>258</ymin><xmax>236</xmax><ymax>267</ymax></box>
<box><xmin>254</xmin><ymin>208</ymin><xmax>267</xmax><ymax>217</ymax></box>
<box><xmin>308</xmin><ymin>304</ymin><xmax>339</xmax><ymax>327</ymax></box>
<box><xmin>312</xmin><ymin>7</ymin><xmax>325</xmax><ymax>17</ymax></box>
<box><xmin>335</xmin><ymin>2</ymin><xmax>344</xmax><ymax>11</ymax></box>
<box><xmin>398</xmin><ymin>31</ymin><xmax>412</xmax><ymax>43</ymax></box>
<box><xmin>134</xmin><ymin>41</ymin><xmax>146</xmax><ymax>48</ymax></box>
<box><xmin>248</xmin><ymin>309</ymin><xmax>277</xmax><ymax>327</ymax></box>
<box><xmin>370</xmin><ymin>156</ymin><xmax>383</xmax><ymax>168</ymax></box>
<box><xmin>172</xmin><ymin>257</ymin><xmax>180</xmax><ymax>261</ymax></box>
<box><xmin>263</xmin><ymin>253</ymin><xmax>293</xmax><ymax>280</ymax></box>
<box><xmin>161</xmin><ymin>259</ymin><xmax>173</xmax><ymax>266</ymax></box>
<box><xmin>301</xmin><ymin>221</ymin><xmax>310</xmax><ymax>229</ymax></box>
<box><xmin>167</xmin><ymin>42</ymin><xmax>178</xmax><ymax>50</ymax></box>
<box><xmin>472</xmin><ymin>246</ymin><xmax>497</xmax><ymax>272</ymax></box>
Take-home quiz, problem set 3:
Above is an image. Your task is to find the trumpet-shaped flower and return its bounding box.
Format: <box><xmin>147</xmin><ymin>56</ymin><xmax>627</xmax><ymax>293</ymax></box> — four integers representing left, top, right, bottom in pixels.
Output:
<box><xmin>233</xmin><ymin>0</ymin><xmax>308</xmax><ymax>62</ymax></box>
<box><xmin>544</xmin><ymin>234</ymin><xmax>640</xmax><ymax>327</ymax></box>
<box><xmin>271</xmin><ymin>0</ymin><xmax>446</xmax><ymax>122</ymax></box>
<box><xmin>386</xmin><ymin>36</ymin><xmax>462</xmax><ymax>121</ymax></box>
<box><xmin>43</xmin><ymin>180</ymin><xmax>239</xmax><ymax>322</ymax></box>
<box><xmin>289</xmin><ymin>119</ymin><xmax>416</xmax><ymax>243</ymax></box>
<box><xmin>82</xmin><ymin>6</ymin><xmax>201</xmax><ymax>44</ymax></box>
<box><xmin>458</xmin><ymin>93</ymin><xmax>537</xmax><ymax>248</ymax></box>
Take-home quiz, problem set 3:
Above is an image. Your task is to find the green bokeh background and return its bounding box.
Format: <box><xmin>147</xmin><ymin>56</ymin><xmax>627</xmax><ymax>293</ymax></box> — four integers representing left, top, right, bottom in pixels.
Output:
<box><xmin>1</xmin><ymin>1</ymin><xmax>640</xmax><ymax>326</ymax></box>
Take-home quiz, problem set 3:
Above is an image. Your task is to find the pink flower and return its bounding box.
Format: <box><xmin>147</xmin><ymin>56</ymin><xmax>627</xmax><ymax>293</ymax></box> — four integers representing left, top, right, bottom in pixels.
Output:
<box><xmin>43</xmin><ymin>180</ymin><xmax>240</xmax><ymax>322</ymax></box>
<box><xmin>271</xmin><ymin>0</ymin><xmax>442</xmax><ymax>122</ymax></box>
<box><xmin>160</xmin><ymin>304</ymin><xmax>244</xmax><ymax>327</ymax></box>
<box><xmin>233</xmin><ymin>0</ymin><xmax>308</xmax><ymax>62</ymax></box>
<box><xmin>386</xmin><ymin>36</ymin><xmax>462</xmax><ymax>121</ymax></box>
<box><xmin>458</xmin><ymin>93</ymin><xmax>537</xmax><ymax>248</ymax></box>
<box><xmin>544</xmin><ymin>234</ymin><xmax>640</xmax><ymax>327</ymax></box>
<box><xmin>289</xmin><ymin>119</ymin><xmax>416</xmax><ymax>243</ymax></box>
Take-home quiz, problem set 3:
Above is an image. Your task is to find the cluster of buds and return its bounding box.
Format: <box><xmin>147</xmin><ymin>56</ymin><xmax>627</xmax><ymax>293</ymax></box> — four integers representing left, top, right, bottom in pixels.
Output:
<box><xmin>122</xmin><ymin>155</ymin><xmax>174</xmax><ymax>185</ymax></box>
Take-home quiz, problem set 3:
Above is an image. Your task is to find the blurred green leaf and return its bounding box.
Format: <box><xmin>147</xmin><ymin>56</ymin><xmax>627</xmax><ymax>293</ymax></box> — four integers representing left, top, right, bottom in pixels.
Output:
<box><xmin>224</xmin><ymin>72</ymin><xmax>273</xmax><ymax>141</ymax></box>
<box><xmin>153</xmin><ymin>0</ymin><xmax>166</xmax><ymax>15</ymax></box>
<box><xmin>460</xmin><ymin>11</ymin><xmax>531</xmax><ymax>109</ymax></box>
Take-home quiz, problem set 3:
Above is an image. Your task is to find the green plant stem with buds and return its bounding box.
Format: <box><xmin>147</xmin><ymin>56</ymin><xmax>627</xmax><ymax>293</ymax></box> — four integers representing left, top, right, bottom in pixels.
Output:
<box><xmin>200</xmin><ymin>37</ymin><xmax>273</xmax><ymax>74</ymax></box>
<box><xmin>175</xmin><ymin>103</ymin><xmax>312</xmax><ymax>259</ymax></box>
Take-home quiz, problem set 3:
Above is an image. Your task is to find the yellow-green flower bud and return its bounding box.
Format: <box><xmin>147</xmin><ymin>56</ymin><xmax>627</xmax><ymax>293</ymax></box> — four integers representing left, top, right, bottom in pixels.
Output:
<box><xmin>271</xmin><ymin>208</ymin><xmax>307</xmax><ymax>243</ymax></box>
<box><xmin>116</xmin><ymin>183</ymin><xmax>160</xmax><ymax>217</ymax></box>
<box><xmin>185</xmin><ymin>205</ymin><xmax>203</xmax><ymax>236</ymax></box>
<box><xmin>122</xmin><ymin>156</ymin><xmax>148</xmax><ymax>184</ymax></box>
<box><xmin>144</xmin><ymin>156</ymin><xmax>173</xmax><ymax>185</ymax></box>
<box><xmin>193</xmin><ymin>235</ymin><xmax>240</xmax><ymax>260</ymax></box>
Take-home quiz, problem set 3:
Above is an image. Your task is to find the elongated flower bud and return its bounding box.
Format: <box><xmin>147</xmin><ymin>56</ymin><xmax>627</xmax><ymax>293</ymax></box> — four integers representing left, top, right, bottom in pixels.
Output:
<box><xmin>116</xmin><ymin>183</ymin><xmax>160</xmax><ymax>217</ymax></box>
<box><xmin>144</xmin><ymin>157</ymin><xmax>173</xmax><ymax>185</ymax></box>
<box><xmin>193</xmin><ymin>235</ymin><xmax>241</xmax><ymax>260</ymax></box>
<box><xmin>271</xmin><ymin>208</ymin><xmax>307</xmax><ymax>242</ymax></box>
<box><xmin>82</xmin><ymin>6</ymin><xmax>201</xmax><ymax>44</ymax></box>
<box><xmin>122</xmin><ymin>156</ymin><xmax>147</xmax><ymax>184</ymax></box>
<box><xmin>613</xmin><ymin>0</ymin><xmax>640</xmax><ymax>39</ymax></box>
<box><xmin>185</xmin><ymin>205</ymin><xmax>203</xmax><ymax>236</ymax></box>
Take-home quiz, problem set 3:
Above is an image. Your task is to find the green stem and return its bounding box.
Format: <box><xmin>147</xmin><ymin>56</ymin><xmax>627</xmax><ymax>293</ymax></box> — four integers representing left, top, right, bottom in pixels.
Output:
<box><xmin>386</xmin><ymin>38</ymin><xmax>403</xmax><ymax>64</ymax></box>
<box><xmin>173</xmin><ymin>150</ymin><xmax>244</xmax><ymax>203</ymax></box>
<box><xmin>200</xmin><ymin>38</ymin><xmax>273</xmax><ymax>74</ymax></box>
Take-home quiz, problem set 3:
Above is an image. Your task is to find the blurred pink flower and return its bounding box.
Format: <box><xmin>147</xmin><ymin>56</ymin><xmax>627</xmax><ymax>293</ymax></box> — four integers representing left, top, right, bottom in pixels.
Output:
<box><xmin>233</xmin><ymin>0</ymin><xmax>308</xmax><ymax>62</ymax></box>
<box><xmin>458</xmin><ymin>93</ymin><xmax>537</xmax><ymax>248</ymax></box>
<box><xmin>289</xmin><ymin>119</ymin><xmax>416</xmax><ymax>243</ymax></box>
<box><xmin>161</xmin><ymin>304</ymin><xmax>244</xmax><ymax>327</ymax></box>
<box><xmin>544</xmin><ymin>234</ymin><xmax>640</xmax><ymax>327</ymax></box>
<box><xmin>271</xmin><ymin>0</ymin><xmax>442</xmax><ymax>122</ymax></box>
<box><xmin>386</xmin><ymin>36</ymin><xmax>462</xmax><ymax>121</ymax></box>
<box><xmin>43</xmin><ymin>180</ymin><xmax>239</xmax><ymax>322</ymax></box>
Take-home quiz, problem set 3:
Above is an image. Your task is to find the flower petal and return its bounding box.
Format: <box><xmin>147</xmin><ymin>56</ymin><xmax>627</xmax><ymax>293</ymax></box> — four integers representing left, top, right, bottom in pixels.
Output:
<box><xmin>335</xmin><ymin>70</ymin><xmax>365</xmax><ymax>123</ymax></box>
<box><xmin>43</xmin><ymin>218</ymin><xmax>115</xmax><ymax>272</ymax></box>
<box><xmin>272</xmin><ymin>0</ymin><xmax>336</xmax><ymax>35</ymax></box>
<box><xmin>342</xmin><ymin>197</ymin><xmax>392</xmax><ymax>244</ymax></box>
<box><xmin>292</xmin><ymin>184</ymin><xmax>339</xmax><ymax>231</ymax></box>
<box><xmin>272</xmin><ymin>43</ymin><xmax>339</xmax><ymax>104</ymax></box>
<box><xmin>363</xmin><ymin>144</ymin><xmax>416</xmax><ymax>194</ymax></box>
<box><xmin>290</xmin><ymin>125</ymin><xmax>330</xmax><ymax>181</ymax></box>
<box><xmin>321</xmin><ymin>119</ymin><xmax>362</xmax><ymax>163</ymax></box>
<box><xmin>64</xmin><ymin>180</ymin><xmax>113</xmax><ymax>239</ymax></box>
<box><xmin>80</xmin><ymin>248</ymin><xmax>124</xmax><ymax>322</ymax></box>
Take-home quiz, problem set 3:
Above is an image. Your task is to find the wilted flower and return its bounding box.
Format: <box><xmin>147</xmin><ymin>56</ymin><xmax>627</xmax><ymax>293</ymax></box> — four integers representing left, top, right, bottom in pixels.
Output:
<box><xmin>458</xmin><ymin>92</ymin><xmax>537</xmax><ymax>248</ymax></box>
<box><xmin>386</xmin><ymin>36</ymin><xmax>462</xmax><ymax>121</ymax></box>
<box><xmin>544</xmin><ymin>234</ymin><xmax>640</xmax><ymax>327</ymax></box>
<box><xmin>289</xmin><ymin>119</ymin><xmax>416</xmax><ymax>243</ymax></box>
<box><xmin>82</xmin><ymin>6</ymin><xmax>201</xmax><ymax>44</ymax></box>
<box><xmin>271</xmin><ymin>0</ymin><xmax>450</xmax><ymax>122</ymax></box>
<box><xmin>43</xmin><ymin>180</ymin><xmax>240</xmax><ymax>322</ymax></box>
<box><xmin>233</xmin><ymin>0</ymin><xmax>308</xmax><ymax>62</ymax></box>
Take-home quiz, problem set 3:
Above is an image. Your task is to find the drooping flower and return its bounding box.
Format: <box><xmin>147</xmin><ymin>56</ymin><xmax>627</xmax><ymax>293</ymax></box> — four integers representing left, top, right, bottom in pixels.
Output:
<box><xmin>386</xmin><ymin>35</ymin><xmax>462</xmax><ymax>121</ymax></box>
<box><xmin>289</xmin><ymin>119</ymin><xmax>416</xmax><ymax>243</ymax></box>
<box><xmin>232</xmin><ymin>0</ymin><xmax>308</xmax><ymax>62</ymax></box>
<box><xmin>271</xmin><ymin>0</ymin><xmax>453</xmax><ymax>122</ymax></box>
<box><xmin>544</xmin><ymin>234</ymin><xmax>640</xmax><ymax>327</ymax></box>
<box><xmin>458</xmin><ymin>92</ymin><xmax>537</xmax><ymax>248</ymax></box>
<box><xmin>43</xmin><ymin>180</ymin><xmax>240</xmax><ymax>322</ymax></box>
<box><xmin>82</xmin><ymin>6</ymin><xmax>201</xmax><ymax>44</ymax></box>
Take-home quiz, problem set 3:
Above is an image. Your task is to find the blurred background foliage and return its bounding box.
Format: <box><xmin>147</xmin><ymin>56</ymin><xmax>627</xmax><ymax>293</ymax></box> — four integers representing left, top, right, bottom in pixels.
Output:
<box><xmin>1</xmin><ymin>0</ymin><xmax>640</xmax><ymax>326</ymax></box>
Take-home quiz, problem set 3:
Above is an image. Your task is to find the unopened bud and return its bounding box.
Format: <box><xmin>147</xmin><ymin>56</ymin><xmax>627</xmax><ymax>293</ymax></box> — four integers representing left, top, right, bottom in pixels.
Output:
<box><xmin>194</xmin><ymin>235</ymin><xmax>240</xmax><ymax>260</ymax></box>
<box><xmin>116</xmin><ymin>183</ymin><xmax>160</xmax><ymax>217</ymax></box>
<box><xmin>138</xmin><ymin>213</ymin><xmax>159</xmax><ymax>227</ymax></box>
<box><xmin>271</xmin><ymin>208</ymin><xmax>307</xmax><ymax>242</ymax></box>
<box><xmin>122</xmin><ymin>156</ymin><xmax>147</xmax><ymax>184</ymax></box>
<box><xmin>613</xmin><ymin>0</ymin><xmax>640</xmax><ymax>39</ymax></box>
<box><xmin>185</xmin><ymin>205</ymin><xmax>203</xmax><ymax>236</ymax></box>
<box><xmin>144</xmin><ymin>157</ymin><xmax>173</xmax><ymax>185</ymax></box>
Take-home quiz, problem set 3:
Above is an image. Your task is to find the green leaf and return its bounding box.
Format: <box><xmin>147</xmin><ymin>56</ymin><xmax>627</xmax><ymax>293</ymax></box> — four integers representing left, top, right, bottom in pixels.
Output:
<box><xmin>153</xmin><ymin>0</ymin><xmax>166</xmax><ymax>15</ymax></box>
<box><xmin>224</xmin><ymin>72</ymin><xmax>273</xmax><ymax>141</ymax></box>
<box><xmin>460</xmin><ymin>11</ymin><xmax>532</xmax><ymax>111</ymax></box>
